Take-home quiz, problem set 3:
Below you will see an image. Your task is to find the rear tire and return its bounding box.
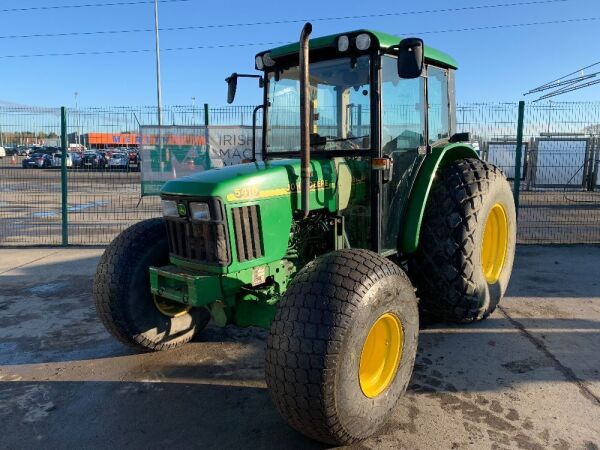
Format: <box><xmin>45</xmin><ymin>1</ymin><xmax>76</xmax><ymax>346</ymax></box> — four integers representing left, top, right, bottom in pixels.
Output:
<box><xmin>93</xmin><ymin>218</ymin><xmax>210</xmax><ymax>351</ymax></box>
<box><xmin>265</xmin><ymin>249</ymin><xmax>419</xmax><ymax>445</ymax></box>
<box><xmin>408</xmin><ymin>158</ymin><xmax>516</xmax><ymax>322</ymax></box>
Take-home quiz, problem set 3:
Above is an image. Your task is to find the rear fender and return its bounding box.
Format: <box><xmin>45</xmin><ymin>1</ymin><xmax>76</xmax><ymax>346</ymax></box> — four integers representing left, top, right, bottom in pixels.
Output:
<box><xmin>399</xmin><ymin>143</ymin><xmax>479</xmax><ymax>254</ymax></box>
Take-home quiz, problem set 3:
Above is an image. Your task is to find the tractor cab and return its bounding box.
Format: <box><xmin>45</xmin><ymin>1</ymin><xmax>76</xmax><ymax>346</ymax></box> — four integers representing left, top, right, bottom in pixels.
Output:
<box><xmin>227</xmin><ymin>29</ymin><xmax>463</xmax><ymax>255</ymax></box>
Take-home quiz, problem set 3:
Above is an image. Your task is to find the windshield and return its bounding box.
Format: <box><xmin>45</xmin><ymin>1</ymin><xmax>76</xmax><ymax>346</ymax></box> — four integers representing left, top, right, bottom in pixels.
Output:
<box><xmin>267</xmin><ymin>56</ymin><xmax>371</xmax><ymax>153</ymax></box>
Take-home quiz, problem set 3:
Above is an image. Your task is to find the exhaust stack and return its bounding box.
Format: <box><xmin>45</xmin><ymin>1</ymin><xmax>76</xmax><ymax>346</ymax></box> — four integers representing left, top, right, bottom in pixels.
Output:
<box><xmin>299</xmin><ymin>22</ymin><xmax>312</xmax><ymax>219</ymax></box>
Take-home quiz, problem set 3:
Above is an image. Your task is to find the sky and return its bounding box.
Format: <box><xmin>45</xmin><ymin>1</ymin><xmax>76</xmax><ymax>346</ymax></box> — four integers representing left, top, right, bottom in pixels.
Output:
<box><xmin>0</xmin><ymin>0</ymin><xmax>598</xmax><ymax>108</ymax></box>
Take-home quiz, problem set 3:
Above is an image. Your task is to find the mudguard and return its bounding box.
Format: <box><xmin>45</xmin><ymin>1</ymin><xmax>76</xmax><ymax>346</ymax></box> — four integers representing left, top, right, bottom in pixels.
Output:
<box><xmin>399</xmin><ymin>142</ymin><xmax>479</xmax><ymax>254</ymax></box>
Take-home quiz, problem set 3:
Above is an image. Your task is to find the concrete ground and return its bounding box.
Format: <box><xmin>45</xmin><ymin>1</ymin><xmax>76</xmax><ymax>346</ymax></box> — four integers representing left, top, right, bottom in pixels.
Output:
<box><xmin>0</xmin><ymin>245</ymin><xmax>598</xmax><ymax>449</ymax></box>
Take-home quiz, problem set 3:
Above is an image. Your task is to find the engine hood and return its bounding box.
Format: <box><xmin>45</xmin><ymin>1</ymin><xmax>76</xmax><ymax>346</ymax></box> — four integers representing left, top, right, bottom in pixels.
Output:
<box><xmin>161</xmin><ymin>158</ymin><xmax>340</xmax><ymax>206</ymax></box>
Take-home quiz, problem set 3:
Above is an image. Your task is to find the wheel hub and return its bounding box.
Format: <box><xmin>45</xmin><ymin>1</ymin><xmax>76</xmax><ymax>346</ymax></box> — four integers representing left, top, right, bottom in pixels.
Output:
<box><xmin>359</xmin><ymin>313</ymin><xmax>404</xmax><ymax>398</ymax></box>
<box><xmin>481</xmin><ymin>203</ymin><xmax>509</xmax><ymax>284</ymax></box>
<box><xmin>153</xmin><ymin>295</ymin><xmax>191</xmax><ymax>318</ymax></box>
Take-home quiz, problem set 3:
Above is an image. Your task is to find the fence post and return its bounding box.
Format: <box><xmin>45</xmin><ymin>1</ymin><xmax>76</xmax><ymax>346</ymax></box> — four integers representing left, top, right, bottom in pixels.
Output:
<box><xmin>60</xmin><ymin>106</ymin><xmax>69</xmax><ymax>246</ymax></box>
<box><xmin>204</xmin><ymin>103</ymin><xmax>211</xmax><ymax>169</ymax></box>
<box><xmin>513</xmin><ymin>101</ymin><xmax>525</xmax><ymax>217</ymax></box>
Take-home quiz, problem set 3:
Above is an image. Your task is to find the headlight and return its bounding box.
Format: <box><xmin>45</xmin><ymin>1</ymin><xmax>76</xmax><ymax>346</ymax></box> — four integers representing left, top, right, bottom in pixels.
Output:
<box><xmin>161</xmin><ymin>199</ymin><xmax>178</xmax><ymax>217</ymax></box>
<box><xmin>189</xmin><ymin>202</ymin><xmax>211</xmax><ymax>221</ymax></box>
<box><xmin>355</xmin><ymin>33</ymin><xmax>372</xmax><ymax>51</ymax></box>
<box><xmin>337</xmin><ymin>35</ymin><xmax>350</xmax><ymax>52</ymax></box>
<box><xmin>262</xmin><ymin>52</ymin><xmax>276</xmax><ymax>67</ymax></box>
<box><xmin>255</xmin><ymin>55</ymin><xmax>264</xmax><ymax>70</ymax></box>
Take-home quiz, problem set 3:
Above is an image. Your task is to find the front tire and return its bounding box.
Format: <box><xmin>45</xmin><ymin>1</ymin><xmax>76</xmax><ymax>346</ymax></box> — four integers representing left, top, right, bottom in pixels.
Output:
<box><xmin>408</xmin><ymin>158</ymin><xmax>516</xmax><ymax>322</ymax></box>
<box><xmin>93</xmin><ymin>218</ymin><xmax>210</xmax><ymax>351</ymax></box>
<box><xmin>265</xmin><ymin>249</ymin><xmax>419</xmax><ymax>445</ymax></box>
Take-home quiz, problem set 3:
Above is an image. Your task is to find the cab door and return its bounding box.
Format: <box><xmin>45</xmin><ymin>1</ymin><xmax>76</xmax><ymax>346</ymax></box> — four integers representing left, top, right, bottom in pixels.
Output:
<box><xmin>379</xmin><ymin>55</ymin><xmax>427</xmax><ymax>254</ymax></box>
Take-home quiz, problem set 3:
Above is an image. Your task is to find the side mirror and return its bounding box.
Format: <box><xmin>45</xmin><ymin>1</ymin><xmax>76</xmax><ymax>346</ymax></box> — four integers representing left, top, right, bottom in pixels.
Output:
<box><xmin>225</xmin><ymin>73</ymin><xmax>238</xmax><ymax>104</ymax></box>
<box><xmin>397</xmin><ymin>38</ymin><xmax>424</xmax><ymax>79</ymax></box>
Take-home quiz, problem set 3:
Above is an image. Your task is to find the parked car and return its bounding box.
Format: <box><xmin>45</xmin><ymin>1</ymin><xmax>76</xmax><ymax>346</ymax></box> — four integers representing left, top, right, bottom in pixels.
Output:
<box><xmin>51</xmin><ymin>153</ymin><xmax>74</xmax><ymax>168</ymax></box>
<box><xmin>27</xmin><ymin>146</ymin><xmax>53</xmax><ymax>156</ymax></box>
<box><xmin>80</xmin><ymin>151</ymin><xmax>107</xmax><ymax>169</ymax></box>
<box><xmin>70</xmin><ymin>152</ymin><xmax>82</xmax><ymax>168</ymax></box>
<box><xmin>68</xmin><ymin>144</ymin><xmax>86</xmax><ymax>152</ymax></box>
<box><xmin>22</xmin><ymin>153</ymin><xmax>52</xmax><ymax>168</ymax></box>
<box><xmin>107</xmin><ymin>152</ymin><xmax>129</xmax><ymax>170</ymax></box>
<box><xmin>0</xmin><ymin>147</ymin><xmax>6</xmax><ymax>158</ymax></box>
<box><xmin>128</xmin><ymin>150</ymin><xmax>140</xmax><ymax>171</ymax></box>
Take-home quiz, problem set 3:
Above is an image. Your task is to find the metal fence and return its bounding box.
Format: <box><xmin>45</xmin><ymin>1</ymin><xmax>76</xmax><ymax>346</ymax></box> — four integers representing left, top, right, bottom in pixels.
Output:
<box><xmin>457</xmin><ymin>102</ymin><xmax>600</xmax><ymax>243</ymax></box>
<box><xmin>1</xmin><ymin>103</ymin><xmax>599</xmax><ymax>246</ymax></box>
<box><xmin>0</xmin><ymin>105</ymin><xmax>258</xmax><ymax>245</ymax></box>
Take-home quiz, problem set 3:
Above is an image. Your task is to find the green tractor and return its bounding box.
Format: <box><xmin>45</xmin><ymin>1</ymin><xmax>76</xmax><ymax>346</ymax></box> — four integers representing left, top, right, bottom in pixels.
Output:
<box><xmin>94</xmin><ymin>24</ymin><xmax>516</xmax><ymax>445</ymax></box>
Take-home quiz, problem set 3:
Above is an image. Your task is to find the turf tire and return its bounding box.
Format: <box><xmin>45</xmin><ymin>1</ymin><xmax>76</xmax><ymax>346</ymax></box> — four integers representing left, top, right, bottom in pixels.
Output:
<box><xmin>265</xmin><ymin>249</ymin><xmax>419</xmax><ymax>445</ymax></box>
<box><xmin>93</xmin><ymin>218</ymin><xmax>210</xmax><ymax>351</ymax></box>
<box><xmin>408</xmin><ymin>158</ymin><xmax>516</xmax><ymax>322</ymax></box>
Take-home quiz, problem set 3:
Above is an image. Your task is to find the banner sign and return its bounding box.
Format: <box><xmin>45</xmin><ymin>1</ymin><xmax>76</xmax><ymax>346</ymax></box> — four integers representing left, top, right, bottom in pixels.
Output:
<box><xmin>140</xmin><ymin>125</ymin><xmax>261</xmax><ymax>195</ymax></box>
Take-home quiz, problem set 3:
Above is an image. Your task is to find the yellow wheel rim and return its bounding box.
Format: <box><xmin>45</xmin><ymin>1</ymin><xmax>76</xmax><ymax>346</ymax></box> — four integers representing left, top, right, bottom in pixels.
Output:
<box><xmin>153</xmin><ymin>295</ymin><xmax>191</xmax><ymax>318</ymax></box>
<box><xmin>359</xmin><ymin>313</ymin><xmax>404</xmax><ymax>398</ymax></box>
<box><xmin>481</xmin><ymin>203</ymin><xmax>509</xmax><ymax>284</ymax></box>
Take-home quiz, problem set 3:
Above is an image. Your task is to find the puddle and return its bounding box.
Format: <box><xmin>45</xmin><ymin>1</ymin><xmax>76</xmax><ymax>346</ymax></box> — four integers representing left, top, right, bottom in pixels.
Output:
<box><xmin>31</xmin><ymin>211</ymin><xmax>58</xmax><ymax>218</ymax></box>
<box><xmin>29</xmin><ymin>281</ymin><xmax>70</xmax><ymax>295</ymax></box>
<box><xmin>0</xmin><ymin>183</ymin><xmax>58</xmax><ymax>193</ymax></box>
<box><xmin>68</xmin><ymin>200</ymin><xmax>110</xmax><ymax>212</ymax></box>
<box><xmin>29</xmin><ymin>200</ymin><xmax>110</xmax><ymax>217</ymax></box>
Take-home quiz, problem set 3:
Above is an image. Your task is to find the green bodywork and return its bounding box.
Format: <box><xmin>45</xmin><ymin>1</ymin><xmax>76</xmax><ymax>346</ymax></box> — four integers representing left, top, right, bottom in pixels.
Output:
<box><xmin>148</xmin><ymin>28</ymin><xmax>477</xmax><ymax>329</ymax></box>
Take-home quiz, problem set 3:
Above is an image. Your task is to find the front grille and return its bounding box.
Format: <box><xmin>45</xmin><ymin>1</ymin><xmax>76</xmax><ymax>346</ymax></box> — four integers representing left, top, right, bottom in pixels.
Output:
<box><xmin>162</xmin><ymin>197</ymin><xmax>229</xmax><ymax>266</ymax></box>
<box><xmin>165</xmin><ymin>219</ymin><xmax>229</xmax><ymax>265</ymax></box>
<box><xmin>231</xmin><ymin>205</ymin><xmax>263</xmax><ymax>262</ymax></box>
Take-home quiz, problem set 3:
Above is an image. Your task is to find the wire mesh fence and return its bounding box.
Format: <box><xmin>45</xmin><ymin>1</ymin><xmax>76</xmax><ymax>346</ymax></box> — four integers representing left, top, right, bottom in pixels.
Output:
<box><xmin>0</xmin><ymin>105</ymin><xmax>260</xmax><ymax>245</ymax></box>
<box><xmin>1</xmin><ymin>102</ymin><xmax>599</xmax><ymax>246</ymax></box>
<box><xmin>519</xmin><ymin>103</ymin><xmax>600</xmax><ymax>243</ymax></box>
<box><xmin>0</xmin><ymin>107</ymin><xmax>63</xmax><ymax>245</ymax></box>
<box><xmin>65</xmin><ymin>108</ymin><xmax>159</xmax><ymax>245</ymax></box>
<box><xmin>457</xmin><ymin>101</ymin><xmax>600</xmax><ymax>243</ymax></box>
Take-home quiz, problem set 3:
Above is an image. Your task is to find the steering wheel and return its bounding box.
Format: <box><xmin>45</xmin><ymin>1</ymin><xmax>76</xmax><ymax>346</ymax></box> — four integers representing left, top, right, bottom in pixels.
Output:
<box><xmin>313</xmin><ymin>135</ymin><xmax>361</xmax><ymax>151</ymax></box>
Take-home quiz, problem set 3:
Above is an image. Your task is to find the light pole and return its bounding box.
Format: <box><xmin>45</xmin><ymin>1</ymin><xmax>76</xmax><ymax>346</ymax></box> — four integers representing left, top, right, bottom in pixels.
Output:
<box><xmin>74</xmin><ymin>91</ymin><xmax>80</xmax><ymax>146</ymax></box>
<box><xmin>191</xmin><ymin>96</ymin><xmax>196</xmax><ymax>125</ymax></box>
<box><xmin>154</xmin><ymin>0</ymin><xmax>163</xmax><ymax>127</ymax></box>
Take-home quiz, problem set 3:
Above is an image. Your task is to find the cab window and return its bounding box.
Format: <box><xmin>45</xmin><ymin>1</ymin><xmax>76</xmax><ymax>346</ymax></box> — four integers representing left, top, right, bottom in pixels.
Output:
<box><xmin>427</xmin><ymin>66</ymin><xmax>450</xmax><ymax>143</ymax></box>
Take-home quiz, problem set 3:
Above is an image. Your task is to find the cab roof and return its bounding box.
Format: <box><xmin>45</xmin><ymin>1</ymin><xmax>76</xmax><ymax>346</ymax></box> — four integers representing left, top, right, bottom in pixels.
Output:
<box><xmin>260</xmin><ymin>29</ymin><xmax>458</xmax><ymax>69</ymax></box>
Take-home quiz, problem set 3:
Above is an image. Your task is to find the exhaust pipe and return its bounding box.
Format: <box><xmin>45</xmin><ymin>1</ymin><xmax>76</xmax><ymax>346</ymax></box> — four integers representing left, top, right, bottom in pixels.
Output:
<box><xmin>299</xmin><ymin>22</ymin><xmax>312</xmax><ymax>219</ymax></box>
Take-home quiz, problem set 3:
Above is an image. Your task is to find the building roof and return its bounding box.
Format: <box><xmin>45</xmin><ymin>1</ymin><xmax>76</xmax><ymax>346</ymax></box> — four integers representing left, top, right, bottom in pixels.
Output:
<box><xmin>263</xmin><ymin>29</ymin><xmax>458</xmax><ymax>69</ymax></box>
